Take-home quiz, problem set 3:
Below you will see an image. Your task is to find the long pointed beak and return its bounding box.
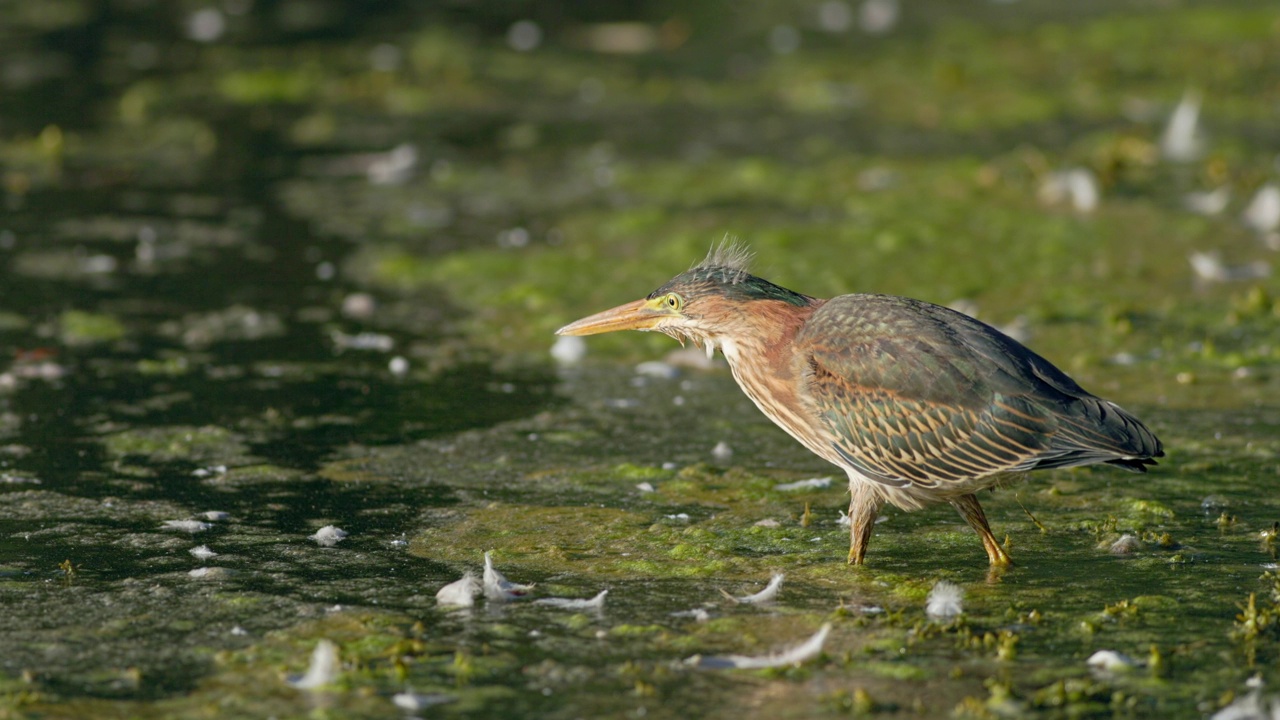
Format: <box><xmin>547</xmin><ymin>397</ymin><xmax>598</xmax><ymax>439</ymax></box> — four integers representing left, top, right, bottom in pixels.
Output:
<box><xmin>556</xmin><ymin>298</ymin><xmax>664</xmax><ymax>336</ymax></box>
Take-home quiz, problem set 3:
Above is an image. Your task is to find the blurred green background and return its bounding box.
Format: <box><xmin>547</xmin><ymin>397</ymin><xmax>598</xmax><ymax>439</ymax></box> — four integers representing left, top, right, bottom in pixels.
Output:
<box><xmin>3</xmin><ymin>0</ymin><xmax>1277</xmax><ymax>395</ymax></box>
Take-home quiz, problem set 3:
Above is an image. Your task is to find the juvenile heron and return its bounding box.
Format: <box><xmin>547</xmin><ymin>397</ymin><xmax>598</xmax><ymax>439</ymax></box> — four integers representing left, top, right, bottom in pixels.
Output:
<box><xmin>557</xmin><ymin>244</ymin><xmax>1163</xmax><ymax>567</ymax></box>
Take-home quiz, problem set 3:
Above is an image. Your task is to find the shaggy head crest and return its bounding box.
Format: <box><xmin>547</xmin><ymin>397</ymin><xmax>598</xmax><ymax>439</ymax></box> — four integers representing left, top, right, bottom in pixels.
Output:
<box><xmin>694</xmin><ymin>238</ymin><xmax>754</xmax><ymax>284</ymax></box>
<box><xmin>647</xmin><ymin>239</ymin><xmax>811</xmax><ymax>308</ymax></box>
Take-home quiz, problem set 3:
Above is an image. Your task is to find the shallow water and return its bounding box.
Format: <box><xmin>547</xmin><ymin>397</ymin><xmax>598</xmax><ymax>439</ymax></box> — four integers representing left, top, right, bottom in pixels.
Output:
<box><xmin>2</xmin><ymin>1</ymin><xmax>1279</xmax><ymax>718</ymax></box>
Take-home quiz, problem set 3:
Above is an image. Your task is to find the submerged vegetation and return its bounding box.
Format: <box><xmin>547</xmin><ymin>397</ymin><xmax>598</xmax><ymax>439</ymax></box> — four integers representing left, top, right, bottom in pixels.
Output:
<box><xmin>0</xmin><ymin>0</ymin><xmax>1278</xmax><ymax>717</ymax></box>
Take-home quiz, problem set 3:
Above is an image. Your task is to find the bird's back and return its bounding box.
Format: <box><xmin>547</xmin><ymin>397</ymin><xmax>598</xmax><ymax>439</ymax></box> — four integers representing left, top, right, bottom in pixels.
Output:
<box><xmin>794</xmin><ymin>294</ymin><xmax>1162</xmax><ymax>497</ymax></box>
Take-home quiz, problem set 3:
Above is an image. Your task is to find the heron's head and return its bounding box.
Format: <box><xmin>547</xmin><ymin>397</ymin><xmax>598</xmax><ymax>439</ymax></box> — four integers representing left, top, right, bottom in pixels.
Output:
<box><xmin>556</xmin><ymin>243</ymin><xmax>815</xmax><ymax>355</ymax></box>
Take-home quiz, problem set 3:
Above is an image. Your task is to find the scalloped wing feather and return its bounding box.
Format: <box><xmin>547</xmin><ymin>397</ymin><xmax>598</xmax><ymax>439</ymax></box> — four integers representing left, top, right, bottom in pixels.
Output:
<box><xmin>797</xmin><ymin>294</ymin><xmax>1160</xmax><ymax>492</ymax></box>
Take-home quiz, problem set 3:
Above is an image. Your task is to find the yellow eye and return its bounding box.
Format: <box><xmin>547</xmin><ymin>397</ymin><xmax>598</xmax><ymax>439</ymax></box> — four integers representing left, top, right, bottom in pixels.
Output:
<box><xmin>665</xmin><ymin>293</ymin><xmax>683</xmax><ymax>310</ymax></box>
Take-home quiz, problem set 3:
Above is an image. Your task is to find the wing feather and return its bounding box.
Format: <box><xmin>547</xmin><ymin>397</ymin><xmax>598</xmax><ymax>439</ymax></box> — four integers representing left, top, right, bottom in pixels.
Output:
<box><xmin>796</xmin><ymin>294</ymin><xmax>1162</xmax><ymax>490</ymax></box>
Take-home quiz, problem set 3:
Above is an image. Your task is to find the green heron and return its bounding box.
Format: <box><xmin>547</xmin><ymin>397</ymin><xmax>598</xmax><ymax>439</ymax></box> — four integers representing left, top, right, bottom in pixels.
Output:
<box><xmin>557</xmin><ymin>244</ymin><xmax>1163</xmax><ymax>567</ymax></box>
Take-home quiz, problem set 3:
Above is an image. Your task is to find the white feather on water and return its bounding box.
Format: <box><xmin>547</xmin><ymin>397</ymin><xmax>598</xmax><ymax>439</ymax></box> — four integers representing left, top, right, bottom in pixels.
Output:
<box><xmin>859</xmin><ymin>0</ymin><xmax>899</xmax><ymax>34</ymax></box>
<box><xmin>287</xmin><ymin>639</ymin><xmax>341</xmax><ymax>689</ymax></box>
<box><xmin>925</xmin><ymin>580</ymin><xmax>964</xmax><ymax>620</ymax></box>
<box><xmin>550</xmin><ymin>335</ymin><xmax>587</xmax><ymax>366</ymax></box>
<box><xmin>435</xmin><ymin>572</ymin><xmax>480</xmax><ymax>607</ymax></box>
<box><xmin>393</xmin><ymin>692</ymin><xmax>455</xmax><ymax>711</ymax></box>
<box><xmin>1161</xmin><ymin>89</ymin><xmax>1203</xmax><ymax>162</ymax></box>
<box><xmin>773</xmin><ymin>477</ymin><xmax>832</xmax><ymax>491</ymax></box>
<box><xmin>161</xmin><ymin>520</ymin><xmax>212</xmax><ymax>533</ymax></box>
<box><xmin>189</xmin><ymin>545</ymin><xmax>218</xmax><ymax>560</ymax></box>
<box><xmin>188</xmin><ymin>567</ymin><xmax>233</xmax><ymax>579</ymax></box>
<box><xmin>1086</xmin><ymin>649</ymin><xmax>1139</xmax><ymax>672</ymax></box>
<box><xmin>688</xmin><ymin>623</ymin><xmax>831</xmax><ymax>669</ymax></box>
<box><xmin>836</xmin><ymin>510</ymin><xmax>887</xmax><ymax>527</ymax></box>
<box><xmin>1243</xmin><ymin>184</ymin><xmax>1280</xmax><ymax>234</ymax></box>
<box><xmin>533</xmin><ymin>589</ymin><xmax>608</xmax><ymax>610</ymax></box>
<box><xmin>671</xmin><ymin>608</ymin><xmax>711</xmax><ymax>622</ymax></box>
<box><xmin>1108</xmin><ymin>534</ymin><xmax>1142</xmax><ymax>555</ymax></box>
<box><xmin>1189</xmin><ymin>251</ymin><xmax>1270</xmax><ymax>283</ymax></box>
<box><xmin>1039</xmin><ymin>168</ymin><xmax>1099</xmax><ymax>213</ymax></box>
<box><xmin>722</xmin><ymin>573</ymin><xmax>783</xmax><ymax>605</ymax></box>
<box><xmin>483</xmin><ymin>551</ymin><xmax>534</xmax><ymax>600</ymax></box>
<box><xmin>635</xmin><ymin>361</ymin><xmax>679</xmax><ymax>379</ymax></box>
<box><xmin>1184</xmin><ymin>186</ymin><xmax>1230</xmax><ymax>215</ymax></box>
<box><xmin>1210</xmin><ymin>690</ymin><xmax>1280</xmax><ymax>720</ymax></box>
<box><xmin>308</xmin><ymin>525</ymin><xmax>348</xmax><ymax>547</ymax></box>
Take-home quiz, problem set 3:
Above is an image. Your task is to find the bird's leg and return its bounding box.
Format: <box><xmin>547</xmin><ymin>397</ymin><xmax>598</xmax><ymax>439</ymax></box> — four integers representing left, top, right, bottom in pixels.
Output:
<box><xmin>950</xmin><ymin>493</ymin><xmax>1012</xmax><ymax>567</ymax></box>
<box><xmin>846</xmin><ymin>484</ymin><xmax>881</xmax><ymax>565</ymax></box>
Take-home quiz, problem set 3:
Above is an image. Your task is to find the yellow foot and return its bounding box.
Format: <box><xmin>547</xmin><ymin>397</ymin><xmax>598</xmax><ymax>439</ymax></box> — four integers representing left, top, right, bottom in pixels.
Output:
<box><xmin>984</xmin><ymin>540</ymin><xmax>1014</xmax><ymax>567</ymax></box>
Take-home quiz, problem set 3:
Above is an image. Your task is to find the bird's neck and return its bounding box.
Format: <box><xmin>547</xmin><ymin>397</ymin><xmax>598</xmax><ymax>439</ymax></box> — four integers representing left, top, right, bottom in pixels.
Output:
<box><xmin>714</xmin><ymin>299</ymin><xmax>830</xmax><ymax>462</ymax></box>
<box><xmin>717</xmin><ymin>298</ymin><xmax>820</xmax><ymax>362</ymax></box>
<box><xmin>718</xmin><ymin>299</ymin><xmax>823</xmax><ymax>404</ymax></box>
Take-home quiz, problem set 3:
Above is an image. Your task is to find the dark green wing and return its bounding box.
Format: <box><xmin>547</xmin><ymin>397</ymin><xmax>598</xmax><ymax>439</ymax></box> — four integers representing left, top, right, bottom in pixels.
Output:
<box><xmin>796</xmin><ymin>294</ymin><xmax>1162</xmax><ymax>490</ymax></box>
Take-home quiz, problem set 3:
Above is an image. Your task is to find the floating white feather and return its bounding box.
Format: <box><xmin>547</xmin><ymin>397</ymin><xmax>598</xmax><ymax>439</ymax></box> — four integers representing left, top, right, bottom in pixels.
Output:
<box><xmin>1184</xmin><ymin>187</ymin><xmax>1229</xmax><ymax>215</ymax></box>
<box><xmin>393</xmin><ymin>692</ymin><xmax>455</xmax><ymax>711</ymax></box>
<box><xmin>483</xmin><ymin>551</ymin><xmax>534</xmax><ymax>600</ymax></box>
<box><xmin>1161</xmin><ymin>90</ymin><xmax>1203</xmax><ymax>162</ymax></box>
<box><xmin>723</xmin><ymin>573</ymin><xmax>783</xmax><ymax>605</ymax></box>
<box><xmin>533</xmin><ymin>589</ymin><xmax>608</xmax><ymax>610</ymax></box>
<box><xmin>689</xmin><ymin>623</ymin><xmax>831</xmax><ymax>669</ymax></box>
<box><xmin>308</xmin><ymin>525</ymin><xmax>348</xmax><ymax>547</ymax></box>
<box><xmin>550</xmin><ymin>335</ymin><xmax>587</xmax><ymax>366</ymax></box>
<box><xmin>1189</xmin><ymin>251</ymin><xmax>1270</xmax><ymax>283</ymax></box>
<box><xmin>189</xmin><ymin>545</ymin><xmax>218</xmax><ymax>560</ymax></box>
<box><xmin>925</xmin><ymin>580</ymin><xmax>964</xmax><ymax>620</ymax></box>
<box><xmin>161</xmin><ymin>520</ymin><xmax>212</xmax><ymax>533</ymax></box>
<box><xmin>1039</xmin><ymin>168</ymin><xmax>1099</xmax><ymax>213</ymax></box>
<box><xmin>1244</xmin><ymin>184</ymin><xmax>1280</xmax><ymax>234</ymax></box>
<box><xmin>1109</xmin><ymin>534</ymin><xmax>1141</xmax><ymax>555</ymax></box>
<box><xmin>774</xmin><ymin>477</ymin><xmax>832</xmax><ymax>491</ymax></box>
<box><xmin>288</xmin><ymin>639</ymin><xmax>341</xmax><ymax>689</ymax></box>
<box><xmin>1210</xmin><ymin>690</ymin><xmax>1280</xmax><ymax>720</ymax></box>
<box><xmin>435</xmin><ymin>573</ymin><xmax>481</xmax><ymax>607</ymax></box>
<box><xmin>1087</xmin><ymin>649</ymin><xmax>1138</xmax><ymax>672</ymax></box>
<box><xmin>671</xmin><ymin>608</ymin><xmax>712</xmax><ymax>622</ymax></box>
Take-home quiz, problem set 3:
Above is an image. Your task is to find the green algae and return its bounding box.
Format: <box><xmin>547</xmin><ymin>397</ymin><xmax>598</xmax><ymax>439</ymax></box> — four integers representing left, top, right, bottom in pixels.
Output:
<box><xmin>102</xmin><ymin>425</ymin><xmax>255</xmax><ymax>466</ymax></box>
<box><xmin>134</xmin><ymin>354</ymin><xmax>195</xmax><ymax>377</ymax></box>
<box><xmin>243</xmin><ymin>4</ymin><xmax>1279</xmax><ymax>412</ymax></box>
<box><xmin>57</xmin><ymin>310</ymin><xmax>126</xmax><ymax>346</ymax></box>
<box><xmin>356</xmin><ymin>366</ymin><xmax>1274</xmax><ymax>717</ymax></box>
<box><xmin>13</xmin><ymin>362</ymin><xmax>1273</xmax><ymax>718</ymax></box>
